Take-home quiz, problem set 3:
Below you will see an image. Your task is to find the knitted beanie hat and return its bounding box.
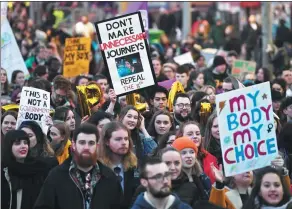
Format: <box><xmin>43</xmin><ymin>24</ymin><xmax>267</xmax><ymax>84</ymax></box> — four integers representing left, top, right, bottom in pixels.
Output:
<box><xmin>172</xmin><ymin>137</ymin><xmax>198</xmax><ymax>154</ymax></box>
<box><xmin>213</xmin><ymin>56</ymin><xmax>227</xmax><ymax>68</ymax></box>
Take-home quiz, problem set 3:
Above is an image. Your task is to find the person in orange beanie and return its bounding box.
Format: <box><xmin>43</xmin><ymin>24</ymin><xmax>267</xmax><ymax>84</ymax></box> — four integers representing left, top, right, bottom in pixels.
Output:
<box><xmin>172</xmin><ymin>137</ymin><xmax>198</xmax><ymax>154</ymax></box>
<box><xmin>172</xmin><ymin>137</ymin><xmax>212</xmax><ymax>200</ymax></box>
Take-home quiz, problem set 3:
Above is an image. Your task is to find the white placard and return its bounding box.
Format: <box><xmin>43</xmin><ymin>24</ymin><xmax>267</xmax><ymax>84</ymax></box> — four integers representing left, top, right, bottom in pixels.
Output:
<box><xmin>16</xmin><ymin>87</ymin><xmax>51</xmax><ymax>134</ymax></box>
<box><xmin>95</xmin><ymin>12</ymin><xmax>156</xmax><ymax>96</ymax></box>
<box><xmin>1</xmin><ymin>18</ymin><xmax>29</xmax><ymax>82</ymax></box>
<box><xmin>215</xmin><ymin>82</ymin><xmax>278</xmax><ymax>177</ymax></box>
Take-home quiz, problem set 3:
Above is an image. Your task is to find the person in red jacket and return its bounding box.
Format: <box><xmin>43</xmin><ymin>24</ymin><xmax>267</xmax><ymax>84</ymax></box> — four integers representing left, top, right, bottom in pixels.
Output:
<box><xmin>176</xmin><ymin>121</ymin><xmax>219</xmax><ymax>183</ymax></box>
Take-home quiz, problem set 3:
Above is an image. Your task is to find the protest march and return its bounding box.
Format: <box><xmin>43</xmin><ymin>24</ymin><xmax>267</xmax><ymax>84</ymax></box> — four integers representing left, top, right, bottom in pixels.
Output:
<box><xmin>2</xmin><ymin>2</ymin><xmax>292</xmax><ymax>209</ymax></box>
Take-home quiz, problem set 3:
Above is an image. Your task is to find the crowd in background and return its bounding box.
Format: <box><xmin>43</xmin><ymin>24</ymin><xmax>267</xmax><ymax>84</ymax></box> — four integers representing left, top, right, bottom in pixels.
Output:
<box><xmin>2</xmin><ymin>2</ymin><xmax>292</xmax><ymax>209</ymax></box>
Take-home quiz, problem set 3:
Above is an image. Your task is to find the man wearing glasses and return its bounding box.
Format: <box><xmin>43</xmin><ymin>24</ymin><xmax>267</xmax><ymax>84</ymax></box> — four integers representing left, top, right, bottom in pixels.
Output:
<box><xmin>51</xmin><ymin>75</ymin><xmax>72</xmax><ymax>110</ymax></box>
<box><xmin>131</xmin><ymin>157</ymin><xmax>191</xmax><ymax>209</ymax></box>
<box><xmin>173</xmin><ymin>93</ymin><xmax>192</xmax><ymax>128</ymax></box>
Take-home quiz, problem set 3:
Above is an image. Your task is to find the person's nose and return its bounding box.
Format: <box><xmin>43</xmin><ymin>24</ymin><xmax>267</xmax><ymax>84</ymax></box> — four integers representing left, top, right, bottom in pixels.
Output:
<box><xmin>83</xmin><ymin>143</ymin><xmax>90</xmax><ymax>150</ymax></box>
<box><xmin>121</xmin><ymin>139</ymin><xmax>127</xmax><ymax>145</ymax></box>
<box><xmin>169</xmin><ymin>163</ymin><xmax>175</xmax><ymax>170</ymax></box>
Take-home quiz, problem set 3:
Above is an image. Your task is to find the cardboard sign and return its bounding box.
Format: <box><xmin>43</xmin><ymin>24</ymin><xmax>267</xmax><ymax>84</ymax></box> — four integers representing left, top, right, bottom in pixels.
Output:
<box><xmin>63</xmin><ymin>37</ymin><xmax>91</xmax><ymax>78</ymax></box>
<box><xmin>215</xmin><ymin>82</ymin><xmax>278</xmax><ymax>177</ymax></box>
<box><xmin>232</xmin><ymin>59</ymin><xmax>256</xmax><ymax>79</ymax></box>
<box><xmin>173</xmin><ymin>52</ymin><xmax>195</xmax><ymax>66</ymax></box>
<box><xmin>16</xmin><ymin>87</ymin><xmax>51</xmax><ymax>134</ymax></box>
<box><xmin>95</xmin><ymin>12</ymin><xmax>156</xmax><ymax>96</ymax></box>
<box><xmin>1</xmin><ymin>18</ymin><xmax>29</xmax><ymax>82</ymax></box>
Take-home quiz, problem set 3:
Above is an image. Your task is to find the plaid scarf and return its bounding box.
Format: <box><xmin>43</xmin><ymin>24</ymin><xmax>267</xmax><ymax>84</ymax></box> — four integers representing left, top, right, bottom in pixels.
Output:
<box><xmin>69</xmin><ymin>160</ymin><xmax>101</xmax><ymax>209</ymax></box>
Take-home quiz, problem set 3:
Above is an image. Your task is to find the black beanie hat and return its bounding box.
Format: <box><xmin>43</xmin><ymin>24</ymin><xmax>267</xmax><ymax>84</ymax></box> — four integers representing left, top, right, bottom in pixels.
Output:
<box><xmin>213</xmin><ymin>56</ymin><xmax>227</xmax><ymax>68</ymax></box>
<box><xmin>271</xmin><ymin>90</ymin><xmax>284</xmax><ymax>102</ymax></box>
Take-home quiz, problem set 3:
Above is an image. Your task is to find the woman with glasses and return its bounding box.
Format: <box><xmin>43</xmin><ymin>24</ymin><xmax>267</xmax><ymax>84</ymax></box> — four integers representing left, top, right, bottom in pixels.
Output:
<box><xmin>147</xmin><ymin>110</ymin><xmax>175</xmax><ymax>143</ymax></box>
<box><xmin>176</xmin><ymin>121</ymin><xmax>218</xmax><ymax>184</ymax></box>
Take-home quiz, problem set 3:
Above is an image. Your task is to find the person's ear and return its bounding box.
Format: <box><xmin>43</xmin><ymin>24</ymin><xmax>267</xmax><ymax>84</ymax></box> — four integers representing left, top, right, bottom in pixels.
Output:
<box><xmin>140</xmin><ymin>178</ymin><xmax>148</xmax><ymax>187</ymax></box>
<box><xmin>283</xmin><ymin>109</ymin><xmax>288</xmax><ymax>115</ymax></box>
<box><xmin>150</xmin><ymin>99</ymin><xmax>154</xmax><ymax>106</ymax></box>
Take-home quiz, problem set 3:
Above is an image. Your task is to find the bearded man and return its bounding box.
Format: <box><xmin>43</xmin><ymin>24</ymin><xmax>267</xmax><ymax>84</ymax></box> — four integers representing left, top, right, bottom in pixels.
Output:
<box><xmin>34</xmin><ymin>123</ymin><xmax>123</xmax><ymax>209</ymax></box>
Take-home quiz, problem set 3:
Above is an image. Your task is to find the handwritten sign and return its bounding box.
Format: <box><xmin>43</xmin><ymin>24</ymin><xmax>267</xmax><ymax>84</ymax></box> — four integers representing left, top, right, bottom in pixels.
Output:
<box><xmin>16</xmin><ymin>87</ymin><xmax>50</xmax><ymax>134</ymax></box>
<box><xmin>95</xmin><ymin>12</ymin><xmax>156</xmax><ymax>96</ymax></box>
<box><xmin>63</xmin><ymin>37</ymin><xmax>91</xmax><ymax>78</ymax></box>
<box><xmin>232</xmin><ymin>59</ymin><xmax>256</xmax><ymax>79</ymax></box>
<box><xmin>1</xmin><ymin>18</ymin><xmax>29</xmax><ymax>82</ymax></box>
<box><xmin>215</xmin><ymin>82</ymin><xmax>278</xmax><ymax>177</ymax></box>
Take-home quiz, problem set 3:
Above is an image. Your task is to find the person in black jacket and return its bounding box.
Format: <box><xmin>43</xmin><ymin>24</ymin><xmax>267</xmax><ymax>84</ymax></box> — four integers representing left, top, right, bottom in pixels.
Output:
<box><xmin>132</xmin><ymin>147</ymin><xmax>202</xmax><ymax>208</ymax></box>
<box><xmin>131</xmin><ymin>157</ymin><xmax>192</xmax><ymax>209</ymax></box>
<box><xmin>203</xmin><ymin>56</ymin><xmax>229</xmax><ymax>94</ymax></box>
<box><xmin>2</xmin><ymin>130</ymin><xmax>49</xmax><ymax>209</ymax></box>
<box><xmin>98</xmin><ymin>121</ymin><xmax>139</xmax><ymax>209</ymax></box>
<box><xmin>34</xmin><ymin>123</ymin><xmax>123</xmax><ymax>209</ymax></box>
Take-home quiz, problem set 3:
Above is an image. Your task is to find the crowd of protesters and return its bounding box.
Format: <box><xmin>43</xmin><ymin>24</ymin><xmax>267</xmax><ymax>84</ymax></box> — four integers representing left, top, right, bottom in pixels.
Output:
<box><xmin>2</xmin><ymin>2</ymin><xmax>292</xmax><ymax>209</ymax></box>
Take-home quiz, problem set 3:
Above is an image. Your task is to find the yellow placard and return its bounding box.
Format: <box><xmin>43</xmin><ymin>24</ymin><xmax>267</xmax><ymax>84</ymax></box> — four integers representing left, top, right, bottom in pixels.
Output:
<box><xmin>63</xmin><ymin>37</ymin><xmax>91</xmax><ymax>78</ymax></box>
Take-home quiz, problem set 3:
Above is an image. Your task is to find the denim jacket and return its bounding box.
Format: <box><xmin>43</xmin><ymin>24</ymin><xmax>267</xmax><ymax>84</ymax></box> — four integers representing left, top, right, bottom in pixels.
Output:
<box><xmin>139</xmin><ymin>132</ymin><xmax>157</xmax><ymax>156</ymax></box>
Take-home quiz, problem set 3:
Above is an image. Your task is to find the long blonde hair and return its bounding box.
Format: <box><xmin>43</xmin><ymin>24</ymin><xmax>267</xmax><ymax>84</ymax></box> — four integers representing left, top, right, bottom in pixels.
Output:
<box><xmin>97</xmin><ymin>121</ymin><xmax>137</xmax><ymax>171</ymax></box>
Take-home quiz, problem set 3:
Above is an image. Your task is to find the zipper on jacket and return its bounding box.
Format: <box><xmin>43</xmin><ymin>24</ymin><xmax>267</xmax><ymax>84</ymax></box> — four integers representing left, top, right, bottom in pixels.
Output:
<box><xmin>69</xmin><ymin>171</ymin><xmax>86</xmax><ymax>209</ymax></box>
